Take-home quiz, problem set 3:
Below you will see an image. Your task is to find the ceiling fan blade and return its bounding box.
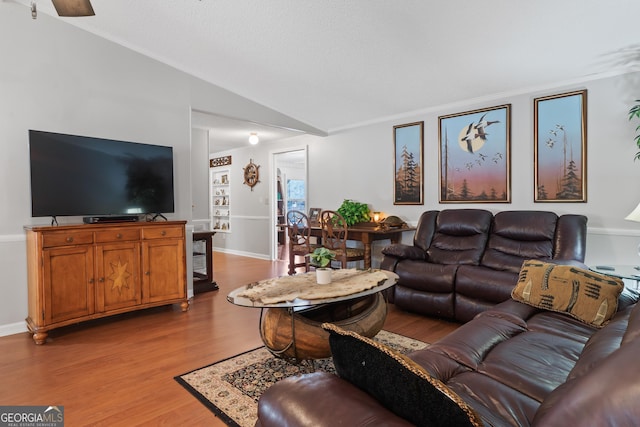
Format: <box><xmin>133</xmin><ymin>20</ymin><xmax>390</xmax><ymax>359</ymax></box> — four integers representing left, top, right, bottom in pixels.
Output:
<box><xmin>51</xmin><ymin>0</ymin><xmax>95</xmax><ymax>17</ymax></box>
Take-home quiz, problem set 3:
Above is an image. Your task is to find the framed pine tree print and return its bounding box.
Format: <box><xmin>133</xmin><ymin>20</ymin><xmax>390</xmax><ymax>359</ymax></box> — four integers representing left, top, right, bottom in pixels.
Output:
<box><xmin>393</xmin><ymin>121</ymin><xmax>424</xmax><ymax>205</ymax></box>
<box><xmin>438</xmin><ymin>105</ymin><xmax>511</xmax><ymax>203</ymax></box>
<box><xmin>534</xmin><ymin>90</ymin><xmax>587</xmax><ymax>202</ymax></box>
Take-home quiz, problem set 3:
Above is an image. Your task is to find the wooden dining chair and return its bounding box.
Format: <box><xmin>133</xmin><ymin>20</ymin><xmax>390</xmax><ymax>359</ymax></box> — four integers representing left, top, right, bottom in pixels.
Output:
<box><xmin>319</xmin><ymin>210</ymin><xmax>365</xmax><ymax>269</ymax></box>
<box><xmin>286</xmin><ymin>210</ymin><xmax>317</xmax><ymax>275</ymax></box>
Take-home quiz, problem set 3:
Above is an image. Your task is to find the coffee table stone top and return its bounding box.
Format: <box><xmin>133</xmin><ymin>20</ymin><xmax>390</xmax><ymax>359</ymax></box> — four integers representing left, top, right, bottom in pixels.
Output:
<box><xmin>227</xmin><ymin>269</ymin><xmax>398</xmax><ymax>309</ymax></box>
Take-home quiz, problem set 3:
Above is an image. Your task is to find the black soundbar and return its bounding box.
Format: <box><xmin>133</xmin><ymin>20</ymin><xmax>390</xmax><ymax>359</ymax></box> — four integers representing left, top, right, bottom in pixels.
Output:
<box><xmin>83</xmin><ymin>215</ymin><xmax>140</xmax><ymax>224</ymax></box>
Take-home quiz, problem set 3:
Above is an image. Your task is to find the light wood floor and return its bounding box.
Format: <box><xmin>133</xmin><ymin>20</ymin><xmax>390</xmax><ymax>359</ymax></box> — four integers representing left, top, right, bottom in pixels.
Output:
<box><xmin>0</xmin><ymin>253</ymin><xmax>459</xmax><ymax>426</ymax></box>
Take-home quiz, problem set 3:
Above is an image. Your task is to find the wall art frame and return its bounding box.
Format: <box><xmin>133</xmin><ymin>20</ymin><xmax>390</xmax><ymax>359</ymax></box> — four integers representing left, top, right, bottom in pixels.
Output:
<box><xmin>438</xmin><ymin>104</ymin><xmax>511</xmax><ymax>203</ymax></box>
<box><xmin>308</xmin><ymin>207</ymin><xmax>321</xmax><ymax>226</ymax></box>
<box><xmin>534</xmin><ymin>90</ymin><xmax>587</xmax><ymax>202</ymax></box>
<box><xmin>393</xmin><ymin>121</ymin><xmax>424</xmax><ymax>205</ymax></box>
<box><xmin>210</xmin><ymin>155</ymin><xmax>232</xmax><ymax>168</ymax></box>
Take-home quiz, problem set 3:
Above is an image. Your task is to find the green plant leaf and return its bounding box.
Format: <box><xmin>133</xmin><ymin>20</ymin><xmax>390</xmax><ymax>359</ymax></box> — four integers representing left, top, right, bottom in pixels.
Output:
<box><xmin>310</xmin><ymin>247</ymin><xmax>336</xmax><ymax>267</ymax></box>
<box><xmin>337</xmin><ymin>199</ymin><xmax>371</xmax><ymax>226</ymax></box>
<box><xmin>630</xmin><ymin>100</ymin><xmax>640</xmax><ymax>159</ymax></box>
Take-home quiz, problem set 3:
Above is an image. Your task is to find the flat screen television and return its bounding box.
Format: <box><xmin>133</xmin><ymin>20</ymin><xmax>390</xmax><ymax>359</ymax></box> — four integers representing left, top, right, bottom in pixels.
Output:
<box><xmin>29</xmin><ymin>130</ymin><xmax>175</xmax><ymax>220</ymax></box>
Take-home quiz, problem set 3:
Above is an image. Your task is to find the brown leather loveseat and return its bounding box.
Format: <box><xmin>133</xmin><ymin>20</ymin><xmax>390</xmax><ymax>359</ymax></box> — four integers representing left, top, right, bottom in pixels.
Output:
<box><xmin>380</xmin><ymin>209</ymin><xmax>587</xmax><ymax>322</ymax></box>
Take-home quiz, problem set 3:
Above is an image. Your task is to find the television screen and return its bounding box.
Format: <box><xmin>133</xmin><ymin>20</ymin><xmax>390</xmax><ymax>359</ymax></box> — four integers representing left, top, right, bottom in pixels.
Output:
<box><xmin>29</xmin><ymin>130</ymin><xmax>175</xmax><ymax>218</ymax></box>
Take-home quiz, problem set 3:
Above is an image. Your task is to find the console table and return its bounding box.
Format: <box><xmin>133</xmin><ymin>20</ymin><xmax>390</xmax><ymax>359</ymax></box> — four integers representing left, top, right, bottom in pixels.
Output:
<box><xmin>24</xmin><ymin>221</ymin><xmax>189</xmax><ymax>344</ymax></box>
<box><xmin>192</xmin><ymin>230</ymin><xmax>218</xmax><ymax>294</ymax></box>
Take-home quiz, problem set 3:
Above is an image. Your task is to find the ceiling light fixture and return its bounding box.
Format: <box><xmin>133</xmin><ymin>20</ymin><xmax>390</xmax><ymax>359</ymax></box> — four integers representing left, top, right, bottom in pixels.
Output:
<box><xmin>249</xmin><ymin>132</ymin><xmax>259</xmax><ymax>145</ymax></box>
<box><xmin>51</xmin><ymin>0</ymin><xmax>95</xmax><ymax>17</ymax></box>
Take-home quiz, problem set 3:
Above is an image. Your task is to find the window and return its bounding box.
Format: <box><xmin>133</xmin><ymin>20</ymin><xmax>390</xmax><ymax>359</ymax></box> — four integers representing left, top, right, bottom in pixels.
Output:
<box><xmin>287</xmin><ymin>179</ymin><xmax>305</xmax><ymax>213</ymax></box>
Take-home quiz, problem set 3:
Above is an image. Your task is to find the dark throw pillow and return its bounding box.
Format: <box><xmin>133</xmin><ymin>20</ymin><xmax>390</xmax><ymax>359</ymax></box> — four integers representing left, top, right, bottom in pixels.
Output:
<box><xmin>512</xmin><ymin>260</ymin><xmax>624</xmax><ymax>328</ymax></box>
<box><xmin>322</xmin><ymin>323</ymin><xmax>483</xmax><ymax>427</ymax></box>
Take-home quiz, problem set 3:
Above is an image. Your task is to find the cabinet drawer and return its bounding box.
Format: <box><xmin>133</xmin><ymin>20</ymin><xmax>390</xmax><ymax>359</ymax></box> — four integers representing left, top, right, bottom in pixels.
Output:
<box><xmin>95</xmin><ymin>228</ymin><xmax>140</xmax><ymax>243</ymax></box>
<box><xmin>42</xmin><ymin>231</ymin><xmax>94</xmax><ymax>248</ymax></box>
<box><xmin>142</xmin><ymin>226</ymin><xmax>183</xmax><ymax>240</ymax></box>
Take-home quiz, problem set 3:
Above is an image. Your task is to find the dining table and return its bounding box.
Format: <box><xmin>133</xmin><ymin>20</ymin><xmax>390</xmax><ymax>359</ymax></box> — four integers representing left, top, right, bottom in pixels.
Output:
<box><xmin>309</xmin><ymin>224</ymin><xmax>416</xmax><ymax>269</ymax></box>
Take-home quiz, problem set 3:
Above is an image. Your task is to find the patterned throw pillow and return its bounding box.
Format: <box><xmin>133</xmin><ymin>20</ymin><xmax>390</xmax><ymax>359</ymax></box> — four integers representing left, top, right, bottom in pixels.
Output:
<box><xmin>512</xmin><ymin>260</ymin><xmax>624</xmax><ymax>328</ymax></box>
<box><xmin>322</xmin><ymin>323</ymin><xmax>483</xmax><ymax>427</ymax></box>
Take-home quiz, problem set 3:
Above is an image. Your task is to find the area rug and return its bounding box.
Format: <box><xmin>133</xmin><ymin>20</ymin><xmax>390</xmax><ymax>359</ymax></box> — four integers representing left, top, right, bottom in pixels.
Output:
<box><xmin>175</xmin><ymin>330</ymin><xmax>428</xmax><ymax>427</ymax></box>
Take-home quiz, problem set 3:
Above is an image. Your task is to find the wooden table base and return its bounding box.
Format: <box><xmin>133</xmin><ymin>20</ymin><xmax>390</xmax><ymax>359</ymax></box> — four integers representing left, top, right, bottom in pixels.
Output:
<box><xmin>259</xmin><ymin>293</ymin><xmax>387</xmax><ymax>361</ymax></box>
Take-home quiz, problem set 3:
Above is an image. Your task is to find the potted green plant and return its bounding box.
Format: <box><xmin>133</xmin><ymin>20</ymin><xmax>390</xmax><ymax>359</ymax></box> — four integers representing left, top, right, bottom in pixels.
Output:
<box><xmin>336</xmin><ymin>199</ymin><xmax>370</xmax><ymax>226</ymax></box>
<box><xmin>309</xmin><ymin>247</ymin><xmax>336</xmax><ymax>284</ymax></box>
<box><xmin>629</xmin><ymin>99</ymin><xmax>640</xmax><ymax>161</ymax></box>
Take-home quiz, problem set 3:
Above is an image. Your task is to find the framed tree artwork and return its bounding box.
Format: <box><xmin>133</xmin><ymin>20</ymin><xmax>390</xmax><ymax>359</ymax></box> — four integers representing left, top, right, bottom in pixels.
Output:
<box><xmin>393</xmin><ymin>121</ymin><xmax>424</xmax><ymax>205</ymax></box>
<box><xmin>439</xmin><ymin>105</ymin><xmax>511</xmax><ymax>203</ymax></box>
<box><xmin>534</xmin><ymin>90</ymin><xmax>587</xmax><ymax>202</ymax></box>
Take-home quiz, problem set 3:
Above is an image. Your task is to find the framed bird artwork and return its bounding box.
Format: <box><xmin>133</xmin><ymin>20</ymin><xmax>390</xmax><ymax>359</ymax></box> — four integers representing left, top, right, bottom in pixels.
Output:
<box><xmin>534</xmin><ymin>90</ymin><xmax>587</xmax><ymax>202</ymax></box>
<box><xmin>438</xmin><ymin>104</ymin><xmax>511</xmax><ymax>203</ymax></box>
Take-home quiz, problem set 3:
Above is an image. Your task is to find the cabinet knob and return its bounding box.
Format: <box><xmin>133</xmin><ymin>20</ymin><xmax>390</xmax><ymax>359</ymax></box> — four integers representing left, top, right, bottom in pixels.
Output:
<box><xmin>99</xmin><ymin>277</ymin><xmax>105</xmax><ymax>283</ymax></box>
<box><xmin>66</xmin><ymin>237</ymin><xmax>74</xmax><ymax>243</ymax></box>
<box><xmin>116</xmin><ymin>233</ymin><xmax>122</xmax><ymax>239</ymax></box>
<box><xmin>161</xmin><ymin>231</ymin><xmax>166</xmax><ymax>236</ymax></box>
<box><xmin>145</xmin><ymin>271</ymin><xmax>150</xmax><ymax>276</ymax></box>
<box><xmin>89</xmin><ymin>278</ymin><xmax>94</xmax><ymax>284</ymax></box>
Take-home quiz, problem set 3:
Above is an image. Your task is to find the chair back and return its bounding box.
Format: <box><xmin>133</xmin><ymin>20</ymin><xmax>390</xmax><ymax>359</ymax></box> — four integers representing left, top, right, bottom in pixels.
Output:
<box><xmin>286</xmin><ymin>210</ymin><xmax>312</xmax><ymax>248</ymax></box>
<box><xmin>286</xmin><ymin>210</ymin><xmax>316</xmax><ymax>275</ymax></box>
<box><xmin>320</xmin><ymin>210</ymin><xmax>348</xmax><ymax>251</ymax></box>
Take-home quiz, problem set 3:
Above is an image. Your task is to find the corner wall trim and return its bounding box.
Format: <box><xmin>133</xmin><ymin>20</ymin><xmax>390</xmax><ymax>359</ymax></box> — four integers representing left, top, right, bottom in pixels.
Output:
<box><xmin>0</xmin><ymin>322</ymin><xmax>28</xmax><ymax>338</ymax></box>
<box><xmin>0</xmin><ymin>234</ymin><xmax>25</xmax><ymax>243</ymax></box>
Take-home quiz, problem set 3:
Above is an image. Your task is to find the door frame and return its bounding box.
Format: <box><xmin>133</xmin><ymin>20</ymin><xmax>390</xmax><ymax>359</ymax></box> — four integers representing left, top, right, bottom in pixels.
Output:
<box><xmin>269</xmin><ymin>146</ymin><xmax>309</xmax><ymax>261</ymax></box>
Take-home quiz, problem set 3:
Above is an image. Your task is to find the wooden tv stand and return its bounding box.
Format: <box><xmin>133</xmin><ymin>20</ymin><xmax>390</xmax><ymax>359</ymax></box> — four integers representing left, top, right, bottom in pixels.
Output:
<box><xmin>24</xmin><ymin>221</ymin><xmax>189</xmax><ymax>344</ymax></box>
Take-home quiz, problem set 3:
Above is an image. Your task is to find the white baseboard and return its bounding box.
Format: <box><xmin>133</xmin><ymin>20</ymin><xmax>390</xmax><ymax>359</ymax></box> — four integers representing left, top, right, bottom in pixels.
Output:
<box><xmin>0</xmin><ymin>321</ymin><xmax>28</xmax><ymax>338</ymax></box>
<box><xmin>213</xmin><ymin>247</ymin><xmax>271</xmax><ymax>260</ymax></box>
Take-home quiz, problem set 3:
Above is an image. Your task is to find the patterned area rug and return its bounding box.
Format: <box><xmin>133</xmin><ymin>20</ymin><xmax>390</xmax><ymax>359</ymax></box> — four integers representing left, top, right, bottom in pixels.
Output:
<box><xmin>175</xmin><ymin>330</ymin><xmax>428</xmax><ymax>427</ymax></box>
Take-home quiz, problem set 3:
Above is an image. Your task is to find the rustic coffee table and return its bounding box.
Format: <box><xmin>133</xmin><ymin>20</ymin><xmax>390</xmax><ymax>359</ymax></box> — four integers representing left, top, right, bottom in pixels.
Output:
<box><xmin>227</xmin><ymin>269</ymin><xmax>398</xmax><ymax>361</ymax></box>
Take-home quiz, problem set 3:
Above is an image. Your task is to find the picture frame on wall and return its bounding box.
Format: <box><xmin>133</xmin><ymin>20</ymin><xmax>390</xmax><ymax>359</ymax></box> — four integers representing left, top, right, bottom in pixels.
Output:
<box><xmin>438</xmin><ymin>104</ymin><xmax>511</xmax><ymax>203</ymax></box>
<box><xmin>308</xmin><ymin>207</ymin><xmax>321</xmax><ymax>226</ymax></box>
<box><xmin>534</xmin><ymin>90</ymin><xmax>587</xmax><ymax>202</ymax></box>
<box><xmin>393</xmin><ymin>121</ymin><xmax>424</xmax><ymax>205</ymax></box>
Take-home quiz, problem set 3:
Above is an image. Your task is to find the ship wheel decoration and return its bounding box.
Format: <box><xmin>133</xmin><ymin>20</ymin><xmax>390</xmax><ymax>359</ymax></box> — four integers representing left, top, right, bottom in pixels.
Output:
<box><xmin>243</xmin><ymin>159</ymin><xmax>260</xmax><ymax>190</ymax></box>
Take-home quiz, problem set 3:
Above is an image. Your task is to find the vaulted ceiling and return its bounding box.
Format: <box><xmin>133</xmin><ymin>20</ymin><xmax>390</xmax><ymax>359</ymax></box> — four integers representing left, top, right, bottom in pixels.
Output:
<box><xmin>17</xmin><ymin>0</ymin><xmax>640</xmax><ymax>139</ymax></box>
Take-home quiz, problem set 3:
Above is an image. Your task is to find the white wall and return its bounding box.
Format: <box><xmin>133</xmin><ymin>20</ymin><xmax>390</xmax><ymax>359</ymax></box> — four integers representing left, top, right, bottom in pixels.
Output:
<box><xmin>3</xmin><ymin>1</ymin><xmax>640</xmax><ymax>336</ymax></box>
<box><xmin>191</xmin><ymin>128</ymin><xmax>211</xmax><ymax>224</ymax></box>
<box><xmin>208</xmin><ymin>139</ymin><xmax>310</xmax><ymax>258</ymax></box>
<box><xmin>0</xmin><ymin>3</ymin><xmax>326</xmax><ymax>335</ymax></box>
<box><xmin>215</xmin><ymin>72</ymin><xmax>640</xmax><ymax>268</ymax></box>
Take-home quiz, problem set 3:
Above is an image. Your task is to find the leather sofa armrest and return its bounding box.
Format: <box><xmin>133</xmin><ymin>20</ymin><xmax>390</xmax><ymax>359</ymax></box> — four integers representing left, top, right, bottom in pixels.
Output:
<box><xmin>553</xmin><ymin>214</ymin><xmax>587</xmax><ymax>262</ymax></box>
<box><xmin>382</xmin><ymin>243</ymin><xmax>426</xmax><ymax>261</ymax></box>
<box><xmin>256</xmin><ymin>372</ymin><xmax>413</xmax><ymax>427</ymax></box>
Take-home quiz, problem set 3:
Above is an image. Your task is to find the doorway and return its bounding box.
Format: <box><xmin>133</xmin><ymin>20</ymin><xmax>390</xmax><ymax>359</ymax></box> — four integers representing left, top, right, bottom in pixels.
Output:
<box><xmin>272</xmin><ymin>148</ymin><xmax>308</xmax><ymax>261</ymax></box>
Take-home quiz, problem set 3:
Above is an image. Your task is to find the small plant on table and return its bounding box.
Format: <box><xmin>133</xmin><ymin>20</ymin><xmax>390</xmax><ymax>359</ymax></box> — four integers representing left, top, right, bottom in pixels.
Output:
<box><xmin>309</xmin><ymin>247</ymin><xmax>336</xmax><ymax>268</ymax></box>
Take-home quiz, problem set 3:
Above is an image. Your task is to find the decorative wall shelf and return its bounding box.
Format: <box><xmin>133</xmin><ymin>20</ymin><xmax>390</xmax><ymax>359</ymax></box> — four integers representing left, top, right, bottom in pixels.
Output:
<box><xmin>210</xmin><ymin>168</ymin><xmax>231</xmax><ymax>232</ymax></box>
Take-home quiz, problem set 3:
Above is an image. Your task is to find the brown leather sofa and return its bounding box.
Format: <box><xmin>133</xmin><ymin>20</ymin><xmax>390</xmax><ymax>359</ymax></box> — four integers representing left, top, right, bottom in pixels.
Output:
<box><xmin>380</xmin><ymin>209</ymin><xmax>588</xmax><ymax>322</ymax></box>
<box><xmin>254</xmin><ymin>209</ymin><xmax>627</xmax><ymax>427</ymax></box>
<box><xmin>256</xmin><ymin>291</ymin><xmax>640</xmax><ymax>426</ymax></box>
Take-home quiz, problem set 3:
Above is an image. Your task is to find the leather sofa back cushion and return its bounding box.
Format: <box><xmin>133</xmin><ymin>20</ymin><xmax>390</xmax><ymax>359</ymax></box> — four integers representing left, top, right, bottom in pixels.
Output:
<box><xmin>426</xmin><ymin>209</ymin><xmax>492</xmax><ymax>265</ymax></box>
<box><xmin>481</xmin><ymin>211</ymin><xmax>557</xmax><ymax>273</ymax></box>
<box><xmin>323</xmin><ymin>323</ymin><xmax>483</xmax><ymax>427</ymax></box>
<box><xmin>512</xmin><ymin>260</ymin><xmax>624</xmax><ymax>328</ymax></box>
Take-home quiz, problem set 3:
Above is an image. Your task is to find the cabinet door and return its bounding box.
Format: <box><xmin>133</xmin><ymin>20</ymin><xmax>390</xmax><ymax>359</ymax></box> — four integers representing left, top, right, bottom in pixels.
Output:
<box><xmin>95</xmin><ymin>242</ymin><xmax>141</xmax><ymax>312</ymax></box>
<box><xmin>142</xmin><ymin>239</ymin><xmax>186</xmax><ymax>303</ymax></box>
<box><xmin>43</xmin><ymin>246</ymin><xmax>95</xmax><ymax>324</ymax></box>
